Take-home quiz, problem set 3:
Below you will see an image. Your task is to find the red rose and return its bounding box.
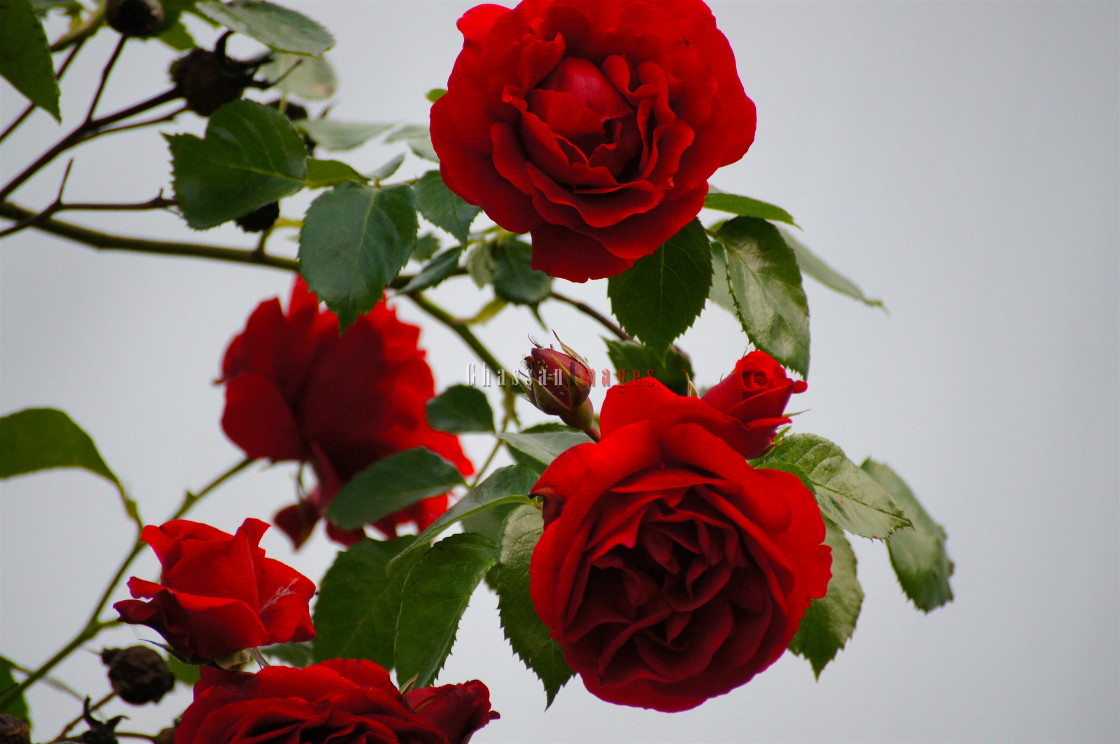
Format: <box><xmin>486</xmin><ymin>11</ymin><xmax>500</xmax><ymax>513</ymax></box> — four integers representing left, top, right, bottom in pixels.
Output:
<box><xmin>406</xmin><ymin>681</ymin><xmax>500</xmax><ymax>744</ymax></box>
<box><xmin>176</xmin><ymin>660</ymin><xmax>497</xmax><ymax>744</ymax></box>
<box><xmin>220</xmin><ymin>278</ymin><xmax>473</xmax><ymax>546</ymax></box>
<box><xmin>530</xmin><ymin>380</ymin><xmax>831</xmax><ymax>711</ymax></box>
<box><xmin>431</xmin><ymin>0</ymin><xmax>755</xmax><ymax>282</ymax></box>
<box><xmin>114</xmin><ymin>518</ymin><xmax>315</xmax><ymax>662</ymax></box>
<box><xmin>702</xmin><ymin>351</ymin><xmax>808</xmax><ymax>459</ymax></box>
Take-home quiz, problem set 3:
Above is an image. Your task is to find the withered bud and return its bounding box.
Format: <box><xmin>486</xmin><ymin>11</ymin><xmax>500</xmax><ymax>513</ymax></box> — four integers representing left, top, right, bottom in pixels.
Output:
<box><xmin>101</xmin><ymin>646</ymin><xmax>175</xmax><ymax>705</ymax></box>
<box><xmin>170</xmin><ymin>35</ymin><xmax>271</xmax><ymax>116</ymax></box>
<box><xmin>234</xmin><ymin>201</ymin><xmax>280</xmax><ymax>233</ymax></box>
<box><xmin>106</xmin><ymin>0</ymin><xmax>164</xmax><ymax>37</ymax></box>
<box><xmin>0</xmin><ymin>714</ymin><xmax>30</xmax><ymax>744</ymax></box>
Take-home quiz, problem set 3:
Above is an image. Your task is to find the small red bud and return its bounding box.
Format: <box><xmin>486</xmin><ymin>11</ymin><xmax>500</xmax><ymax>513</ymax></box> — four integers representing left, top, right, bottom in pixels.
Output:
<box><xmin>523</xmin><ymin>345</ymin><xmax>593</xmax><ymax>417</ymax></box>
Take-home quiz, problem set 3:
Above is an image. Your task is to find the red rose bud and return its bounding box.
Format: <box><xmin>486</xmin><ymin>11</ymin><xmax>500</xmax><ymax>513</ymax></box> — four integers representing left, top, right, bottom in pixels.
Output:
<box><xmin>523</xmin><ymin>339</ymin><xmax>596</xmax><ymax>433</ymax></box>
<box><xmin>406</xmin><ymin>681</ymin><xmax>500</xmax><ymax>744</ymax></box>
<box><xmin>113</xmin><ymin>518</ymin><xmax>316</xmax><ymax>663</ymax></box>
<box><xmin>702</xmin><ymin>351</ymin><xmax>807</xmax><ymax>459</ymax></box>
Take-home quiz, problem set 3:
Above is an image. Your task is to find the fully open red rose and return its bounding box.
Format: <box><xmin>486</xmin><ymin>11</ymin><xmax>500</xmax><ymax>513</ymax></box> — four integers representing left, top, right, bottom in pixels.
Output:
<box><xmin>114</xmin><ymin>518</ymin><xmax>315</xmax><ymax>662</ymax></box>
<box><xmin>220</xmin><ymin>278</ymin><xmax>472</xmax><ymax>546</ymax></box>
<box><xmin>431</xmin><ymin>0</ymin><xmax>755</xmax><ymax>282</ymax></box>
<box><xmin>530</xmin><ymin>380</ymin><xmax>831</xmax><ymax>711</ymax></box>
<box><xmin>703</xmin><ymin>351</ymin><xmax>808</xmax><ymax>459</ymax></box>
<box><xmin>176</xmin><ymin>660</ymin><xmax>497</xmax><ymax>744</ymax></box>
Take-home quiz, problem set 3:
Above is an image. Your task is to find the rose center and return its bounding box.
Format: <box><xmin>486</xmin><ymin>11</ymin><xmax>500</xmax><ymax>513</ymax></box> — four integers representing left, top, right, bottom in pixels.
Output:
<box><xmin>530</xmin><ymin>57</ymin><xmax>635</xmax><ymax>159</ymax></box>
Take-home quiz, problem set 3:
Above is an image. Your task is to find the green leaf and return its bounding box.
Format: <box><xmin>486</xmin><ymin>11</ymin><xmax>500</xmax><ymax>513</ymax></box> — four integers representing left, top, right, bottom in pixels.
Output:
<box><xmin>163</xmin><ymin>653</ymin><xmax>201</xmax><ymax>686</ymax></box>
<box><xmin>603</xmin><ymin>339</ymin><xmax>694</xmax><ymax>396</ymax></box>
<box><xmin>426</xmin><ymin>384</ymin><xmax>494</xmax><ymax>434</ymax></box>
<box><xmin>0</xmin><ymin>0</ymin><xmax>60</xmax><ymax>120</ymax></box>
<box><xmin>157</xmin><ymin>20</ymin><xmax>197</xmax><ymax>51</ymax></box>
<box><xmin>718</xmin><ymin>217</ymin><xmax>811</xmax><ymax>377</ymax></box>
<box><xmin>327</xmin><ymin>447</ymin><xmax>465</xmax><ymax>531</ymax></box>
<box><xmin>313</xmin><ymin>536</ymin><xmax>419</xmax><ymax>668</ymax></box>
<box><xmin>0</xmin><ymin>408</ymin><xmax>119</xmax><ymax>487</ymax></box>
<box><xmin>495</xmin><ymin>505</ymin><xmax>573</xmax><ymax>706</ymax></box>
<box><xmin>862</xmin><ymin>459</ymin><xmax>954</xmax><ymax>611</ymax></box>
<box><xmin>297</xmin><ymin>120</ymin><xmax>394</xmax><ymax>152</ymax></box>
<box><xmin>305</xmin><ymin>158</ymin><xmax>365</xmax><ymax>188</ymax></box>
<box><xmin>465</xmin><ymin>242</ymin><xmax>496</xmax><ymax>288</ymax></box>
<box><xmin>755</xmin><ymin>433</ymin><xmax>911</xmax><ymax>540</ymax></box>
<box><xmin>259</xmin><ymin>52</ymin><xmax>336</xmax><ymax>100</ymax></box>
<box><xmin>395</xmin><ymin>533</ymin><xmax>497</xmax><ymax>690</ymax></box>
<box><xmin>781</xmin><ymin>227</ymin><xmax>884</xmax><ymax>309</ymax></box>
<box><xmin>789</xmin><ymin>518</ymin><xmax>863</xmax><ymax>678</ymax></box>
<box><xmin>0</xmin><ymin>654</ymin><xmax>29</xmax><ymax>720</ymax></box>
<box><xmin>371</xmin><ymin>153</ymin><xmax>407</xmax><ymax>183</ymax></box>
<box><xmin>168</xmin><ymin>100</ymin><xmax>307</xmax><ymax>229</ymax></box>
<box><xmin>299</xmin><ymin>181</ymin><xmax>417</xmax><ymax>331</ymax></box>
<box><xmin>398</xmin><ymin>247</ymin><xmax>461</xmax><ymax>294</ymax></box>
<box><xmin>500</xmin><ymin>430</ymin><xmax>593</xmax><ymax>469</ymax></box>
<box><xmin>413</xmin><ymin>170</ymin><xmax>480</xmax><ymax>245</ymax></box>
<box><xmin>260</xmin><ymin>641</ymin><xmax>315</xmax><ymax>667</ymax></box>
<box><xmin>387</xmin><ymin>123</ymin><xmax>437</xmax><ymax>162</ymax></box>
<box><xmin>392</xmin><ymin>464</ymin><xmax>539</xmax><ymax>568</ymax></box>
<box><xmin>410</xmin><ymin>233</ymin><xmax>441</xmax><ymax>262</ymax></box>
<box><xmin>704</xmin><ymin>192</ymin><xmax>798</xmax><ymax>227</ymax></box>
<box><xmin>494</xmin><ymin>240</ymin><xmax>551</xmax><ymax>305</ymax></box>
<box><xmin>607</xmin><ymin>219</ymin><xmax>711</xmax><ymax>353</ymax></box>
<box><xmin>195</xmin><ymin>0</ymin><xmax>333</xmax><ymax>55</ymax></box>
<box><xmin>427</xmin><ymin>88</ymin><xmax>447</xmax><ymax>103</ymax></box>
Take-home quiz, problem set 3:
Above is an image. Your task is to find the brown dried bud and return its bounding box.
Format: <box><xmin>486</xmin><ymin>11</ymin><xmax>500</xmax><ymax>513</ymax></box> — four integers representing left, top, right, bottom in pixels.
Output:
<box><xmin>0</xmin><ymin>714</ymin><xmax>30</xmax><ymax>744</ymax></box>
<box><xmin>234</xmin><ymin>201</ymin><xmax>280</xmax><ymax>233</ymax></box>
<box><xmin>106</xmin><ymin>0</ymin><xmax>164</xmax><ymax>37</ymax></box>
<box><xmin>101</xmin><ymin>646</ymin><xmax>175</xmax><ymax>705</ymax></box>
<box><xmin>170</xmin><ymin>36</ymin><xmax>271</xmax><ymax>116</ymax></box>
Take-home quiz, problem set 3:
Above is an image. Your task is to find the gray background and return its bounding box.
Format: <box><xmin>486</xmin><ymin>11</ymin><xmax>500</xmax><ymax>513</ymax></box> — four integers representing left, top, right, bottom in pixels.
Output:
<box><xmin>1</xmin><ymin>1</ymin><xmax>1117</xmax><ymax>741</ymax></box>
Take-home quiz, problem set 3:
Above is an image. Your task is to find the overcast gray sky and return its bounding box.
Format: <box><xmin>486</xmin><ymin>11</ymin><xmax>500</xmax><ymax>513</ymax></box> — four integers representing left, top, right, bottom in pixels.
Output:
<box><xmin>2</xmin><ymin>1</ymin><xmax>1117</xmax><ymax>742</ymax></box>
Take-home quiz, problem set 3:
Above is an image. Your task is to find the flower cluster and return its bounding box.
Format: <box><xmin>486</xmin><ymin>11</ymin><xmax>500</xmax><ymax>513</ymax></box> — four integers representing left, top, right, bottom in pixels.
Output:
<box><xmin>219</xmin><ymin>278</ymin><xmax>473</xmax><ymax>546</ymax></box>
<box><xmin>117</xmin><ymin>518</ymin><xmax>497</xmax><ymax>743</ymax></box>
<box><xmin>529</xmin><ymin>353</ymin><xmax>828</xmax><ymax>711</ymax></box>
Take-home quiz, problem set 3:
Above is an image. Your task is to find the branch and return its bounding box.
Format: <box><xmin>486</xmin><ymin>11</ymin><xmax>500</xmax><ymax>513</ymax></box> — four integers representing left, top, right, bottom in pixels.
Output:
<box><xmin>550</xmin><ymin>289</ymin><xmax>631</xmax><ymax>341</ymax></box>
<box><xmin>0</xmin><ymin>201</ymin><xmax>299</xmax><ymax>271</ymax></box>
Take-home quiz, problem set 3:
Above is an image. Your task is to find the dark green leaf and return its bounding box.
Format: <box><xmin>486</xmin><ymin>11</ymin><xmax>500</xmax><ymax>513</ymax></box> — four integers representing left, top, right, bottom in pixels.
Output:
<box><xmin>426</xmin><ymin>384</ymin><xmax>493</xmax><ymax>434</ymax></box>
<box><xmin>704</xmin><ymin>191</ymin><xmax>798</xmax><ymax>227</ymax></box>
<box><xmin>304</xmin><ymin>158</ymin><xmax>365</xmax><ymax>188</ymax></box>
<box><xmin>0</xmin><ymin>0</ymin><xmax>60</xmax><ymax>120</ymax></box>
<box><xmin>297</xmin><ymin>120</ymin><xmax>394</xmax><ymax>151</ymax></box>
<box><xmin>789</xmin><ymin>519</ymin><xmax>863</xmax><ymax>678</ymax></box>
<box><xmin>259</xmin><ymin>52</ymin><xmax>336</xmax><ymax>100</ymax></box>
<box><xmin>782</xmin><ymin>227</ymin><xmax>884</xmax><ymax>309</ymax></box>
<box><xmin>299</xmin><ymin>181</ymin><xmax>417</xmax><ymax>330</ymax></box>
<box><xmin>392</xmin><ymin>464</ymin><xmax>539</xmax><ymax>568</ymax></box>
<box><xmin>157</xmin><ymin>20</ymin><xmax>196</xmax><ymax>51</ymax></box>
<box><xmin>0</xmin><ymin>654</ymin><xmax>29</xmax><ymax>719</ymax></box>
<box><xmin>607</xmin><ymin>219</ymin><xmax>711</xmax><ymax>353</ymax></box>
<box><xmin>313</xmin><ymin>536</ymin><xmax>419</xmax><ymax>668</ymax></box>
<box><xmin>755</xmin><ymin>433</ymin><xmax>911</xmax><ymax>539</ymax></box>
<box><xmin>718</xmin><ymin>217</ymin><xmax>811</xmax><ymax>377</ymax></box>
<box><xmin>604</xmin><ymin>339</ymin><xmax>694</xmax><ymax>396</ymax></box>
<box><xmin>465</xmin><ymin>242</ymin><xmax>496</xmax><ymax>287</ymax></box>
<box><xmin>395</xmin><ymin>533</ymin><xmax>497</xmax><ymax>690</ymax></box>
<box><xmin>862</xmin><ymin>459</ymin><xmax>954</xmax><ymax>611</ymax></box>
<box><xmin>0</xmin><ymin>408</ymin><xmax>119</xmax><ymax>487</ymax></box>
<box><xmin>413</xmin><ymin>170</ymin><xmax>480</xmax><ymax>245</ymax></box>
<box><xmin>327</xmin><ymin>447</ymin><xmax>465</xmax><ymax>531</ymax></box>
<box><xmin>493</xmin><ymin>240</ymin><xmax>551</xmax><ymax>305</ymax></box>
<box><xmin>500</xmin><ymin>430</ymin><xmax>593</xmax><ymax>469</ymax></box>
<box><xmin>495</xmin><ymin>505</ymin><xmax>573</xmax><ymax>706</ymax></box>
<box><xmin>195</xmin><ymin>0</ymin><xmax>333</xmax><ymax>55</ymax></box>
<box><xmin>398</xmin><ymin>247</ymin><xmax>461</xmax><ymax>294</ymax></box>
<box><xmin>168</xmin><ymin>100</ymin><xmax>307</xmax><ymax>229</ymax></box>
<box><xmin>707</xmin><ymin>240</ymin><xmax>737</xmax><ymax>316</ymax></box>
<box><xmin>260</xmin><ymin>642</ymin><xmax>315</xmax><ymax>667</ymax></box>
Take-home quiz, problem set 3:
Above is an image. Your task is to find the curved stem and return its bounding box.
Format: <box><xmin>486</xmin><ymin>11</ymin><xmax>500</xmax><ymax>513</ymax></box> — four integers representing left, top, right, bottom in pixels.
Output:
<box><xmin>406</xmin><ymin>291</ymin><xmax>519</xmax><ymax>391</ymax></box>
<box><xmin>550</xmin><ymin>289</ymin><xmax>630</xmax><ymax>341</ymax></box>
<box><xmin>0</xmin><ymin>201</ymin><xmax>300</xmax><ymax>271</ymax></box>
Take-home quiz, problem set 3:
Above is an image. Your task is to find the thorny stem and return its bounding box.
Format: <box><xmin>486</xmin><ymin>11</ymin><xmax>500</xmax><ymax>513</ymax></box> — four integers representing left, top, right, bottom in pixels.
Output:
<box><xmin>0</xmin><ymin>193</ymin><xmax>177</xmax><ymax>240</ymax></box>
<box><xmin>0</xmin><ymin>459</ymin><xmax>254</xmax><ymax>710</ymax></box>
<box><xmin>85</xmin><ymin>36</ymin><xmax>127</xmax><ymax>123</ymax></box>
